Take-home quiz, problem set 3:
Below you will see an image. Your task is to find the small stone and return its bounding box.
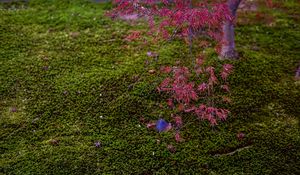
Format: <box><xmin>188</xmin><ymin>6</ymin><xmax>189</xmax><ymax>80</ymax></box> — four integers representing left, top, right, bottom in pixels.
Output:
<box><xmin>148</xmin><ymin>69</ymin><xmax>156</xmax><ymax>74</ymax></box>
<box><xmin>128</xmin><ymin>84</ymin><xmax>133</xmax><ymax>90</ymax></box>
<box><xmin>63</xmin><ymin>91</ymin><xmax>68</xmax><ymax>95</ymax></box>
<box><xmin>251</xmin><ymin>45</ymin><xmax>260</xmax><ymax>51</ymax></box>
<box><xmin>32</xmin><ymin>117</ymin><xmax>39</xmax><ymax>124</ymax></box>
<box><xmin>42</xmin><ymin>56</ymin><xmax>49</xmax><ymax>61</ymax></box>
<box><xmin>70</xmin><ymin>32</ymin><xmax>80</xmax><ymax>38</ymax></box>
<box><xmin>42</xmin><ymin>66</ymin><xmax>49</xmax><ymax>71</ymax></box>
<box><xmin>47</xmin><ymin>28</ymin><xmax>55</xmax><ymax>33</ymax></box>
<box><xmin>49</xmin><ymin>139</ymin><xmax>59</xmax><ymax>146</ymax></box>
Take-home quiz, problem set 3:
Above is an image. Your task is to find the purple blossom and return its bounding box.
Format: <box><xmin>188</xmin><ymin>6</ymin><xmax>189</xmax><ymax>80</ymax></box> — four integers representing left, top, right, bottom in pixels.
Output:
<box><xmin>147</xmin><ymin>51</ymin><xmax>153</xmax><ymax>57</ymax></box>
<box><xmin>95</xmin><ymin>141</ymin><xmax>101</xmax><ymax>148</ymax></box>
<box><xmin>147</xmin><ymin>51</ymin><xmax>158</xmax><ymax>57</ymax></box>
<box><xmin>10</xmin><ymin>107</ymin><xmax>17</xmax><ymax>113</ymax></box>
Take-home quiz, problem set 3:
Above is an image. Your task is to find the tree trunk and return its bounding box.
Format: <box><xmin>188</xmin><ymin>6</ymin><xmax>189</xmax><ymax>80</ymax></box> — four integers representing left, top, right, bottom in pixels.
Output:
<box><xmin>220</xmin><ymin>0</ymin><xmax>242</xmax><ymax>59</ymax></box>
<box><xmin>296</xmin><ymin>63</ymin><xmax>300</xmax><ymax>80</ymax></box>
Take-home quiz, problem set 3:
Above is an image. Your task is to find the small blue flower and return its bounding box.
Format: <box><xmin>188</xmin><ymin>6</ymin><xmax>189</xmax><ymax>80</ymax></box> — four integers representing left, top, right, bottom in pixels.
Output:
<box><xmin>156</xmin><ymin>119</ymin><xmax>169</xmax><ymax>132</ymax></box>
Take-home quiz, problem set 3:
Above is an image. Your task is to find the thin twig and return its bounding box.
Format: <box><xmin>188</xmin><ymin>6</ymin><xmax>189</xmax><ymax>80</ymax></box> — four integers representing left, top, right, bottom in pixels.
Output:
<box><xmin>213</xmin><ymin>145</ymin><xmax>253</xmax><ymax>157</ymax></box>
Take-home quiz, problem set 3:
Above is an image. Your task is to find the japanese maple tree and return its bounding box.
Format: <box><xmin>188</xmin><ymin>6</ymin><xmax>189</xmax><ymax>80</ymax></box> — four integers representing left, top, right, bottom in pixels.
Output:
<box><xmin>109</xmin><ymin>0</ymin><xmax>236</xmax><ymax>141</ymax></box>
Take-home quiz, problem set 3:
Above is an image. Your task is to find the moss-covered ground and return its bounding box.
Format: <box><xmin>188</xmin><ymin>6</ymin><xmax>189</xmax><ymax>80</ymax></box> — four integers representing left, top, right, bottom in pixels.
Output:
<box><xmin>0</xmin><ymin>0</ymin><xmax>299</xmax><ymax>174</ymax></box>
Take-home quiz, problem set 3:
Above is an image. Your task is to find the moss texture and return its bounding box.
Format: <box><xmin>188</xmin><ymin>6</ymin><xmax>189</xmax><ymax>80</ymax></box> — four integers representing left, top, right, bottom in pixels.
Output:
<box><xmin>0</xmin><ymin>0</ymin><xmax>299</xmax><ymax>174</ymax></box>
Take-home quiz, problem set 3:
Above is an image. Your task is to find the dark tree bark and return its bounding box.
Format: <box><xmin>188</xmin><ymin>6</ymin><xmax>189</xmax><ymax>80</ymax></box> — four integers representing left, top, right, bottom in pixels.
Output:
<box><xmin>220</xmin><ymin>0</ymin><xmax>242</xmax><ymax>59</ymax></box>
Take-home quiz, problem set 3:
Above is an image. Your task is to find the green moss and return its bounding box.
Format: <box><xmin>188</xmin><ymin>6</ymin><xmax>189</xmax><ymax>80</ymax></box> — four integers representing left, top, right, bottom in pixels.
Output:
<box><xmin>0</xmin><ymin>0</ymin><xmax>299</xmax><ymax>174</ymax></box>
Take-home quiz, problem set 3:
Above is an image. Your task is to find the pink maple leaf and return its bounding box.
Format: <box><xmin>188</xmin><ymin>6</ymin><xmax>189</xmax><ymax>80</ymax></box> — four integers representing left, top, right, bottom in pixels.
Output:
<box><xmin>174</xmin><ymin>115</ymin><xmax>182</xmax><ymax>126</ymax></box>
<box><xmin>146</xmin><ymin>122</ymin><xmax>156</xmax><ymax>129</ymax></box>
<box><xmin>175</xmin><ymin>132</ymin><xmax>182</xmax><ymax>142</ymax></box>
<box><xmin>198</xmin><ymin>83</ymin><xmax>208</xmax><ymax>92</ymax></box>
<box><xmin>221</xmin><ymin>64</ymin><xmax>233</xmax><ymax>81</ymax></box>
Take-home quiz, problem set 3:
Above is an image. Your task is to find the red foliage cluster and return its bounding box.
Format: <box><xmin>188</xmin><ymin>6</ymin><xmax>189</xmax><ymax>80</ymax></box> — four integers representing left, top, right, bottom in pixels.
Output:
<box><xmin>158</xmin><ymin>57</ymin><xmax>233</xmax><ymax>126</ymax></box>
<box><xmin>109</xmin><ymin>0</ymin><xmax>231</xmax><ymax>42</ymax></box>
<box><xmin>125</xmin><ymin>30</ymin><xmax>142</xmax><ymax>41</ymax></box>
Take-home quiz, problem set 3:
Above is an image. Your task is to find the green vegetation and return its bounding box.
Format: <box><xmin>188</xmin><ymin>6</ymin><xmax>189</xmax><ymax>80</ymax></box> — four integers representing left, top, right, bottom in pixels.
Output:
<box><xmin>0</xmin><ymin>0</ymin><xmax>299</xmax><ymax>174</ymax></box>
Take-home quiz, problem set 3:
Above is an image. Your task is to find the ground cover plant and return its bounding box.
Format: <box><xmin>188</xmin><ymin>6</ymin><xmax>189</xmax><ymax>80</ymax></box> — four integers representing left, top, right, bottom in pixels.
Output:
<box><xmin>0</xmin><ymin>0</ymin><xmax>300</xmax><ymax>174</ymax></box>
